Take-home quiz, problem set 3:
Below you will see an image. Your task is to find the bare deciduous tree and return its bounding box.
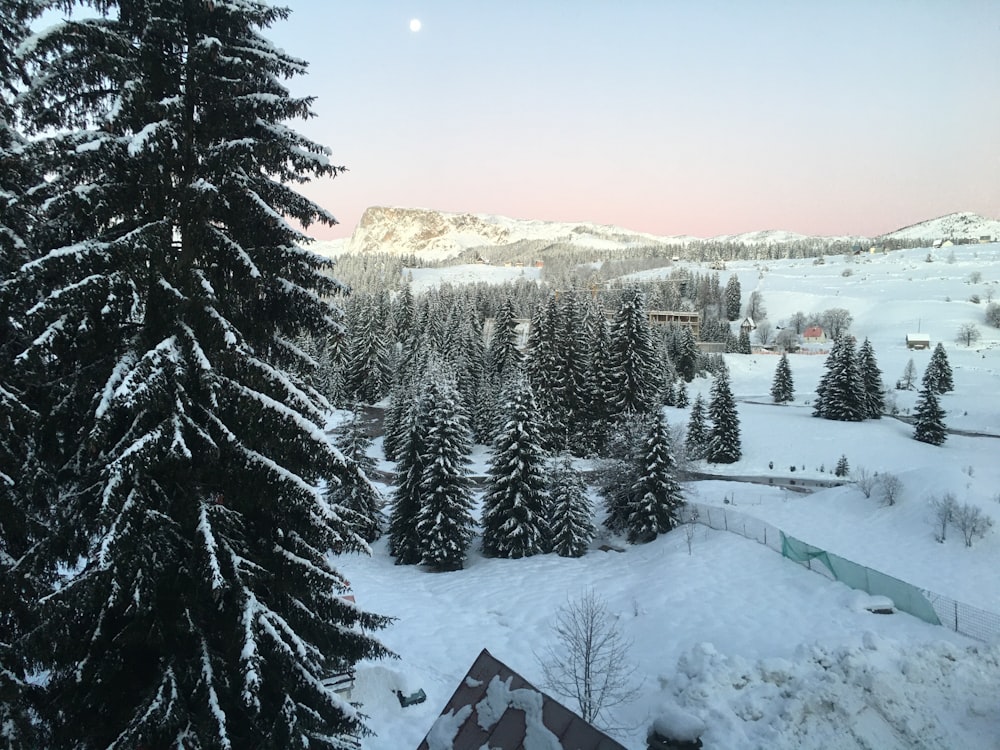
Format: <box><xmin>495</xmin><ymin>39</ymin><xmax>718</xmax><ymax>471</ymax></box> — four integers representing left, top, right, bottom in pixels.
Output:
<box><xmin>854</xmin><ymin>467</ymin><xmax>877</xmax><ymax>499</ymax></box>
<box><xmin>821</xmin><ymin>307</ymin><xmax>853</xmax><ymax>340</ymax></box>
<box><xmin>931</xmin><ymin>492</ymin><xmax>957</xmax><ymax>542</ymax></box>
<box><xmin>754</xmin><ymin>319</ymin><xmax>774</xmax><ymax>346</ymax></box>
<box><xmin>745</xmin><ymin>290</ymin><xmax>766</xmax><ymax>321</ymax></box>
<box><xmin>774</xmin><ymin>327</ymin><xmax>798</xmax><ymax>352</ymax></box>
<box><xmin>954</xmin><ymin>503</ymin><xmax>993</xmax><ymax>547</ymax></box>
<box><xmin>538</xmin><ymin>590</ymin><xmax>641</xmax><ymax>730</ymax></box>
<box><xmin>956</xmin><ymin>322</ymin><xmax>981</xmax><ymax>347</ymax></box>
<box><xmin>878</xmin><ymin>473</ymin><xmax>903</xmax><ymax>506</ymax></box>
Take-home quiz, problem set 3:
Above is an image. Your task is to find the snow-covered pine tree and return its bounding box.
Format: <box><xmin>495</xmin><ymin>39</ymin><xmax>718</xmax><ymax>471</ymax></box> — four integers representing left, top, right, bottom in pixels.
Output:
<box><xmin>481</xmin><ymin>379</ymin><xmax>551</xmax><ymax>558</ymax></box>
<box><xmin>676</xmin><ymin>381</ymin><xmax>690</xmax><ymax>408</ymax></box>
<box><xmin>0</xmin><ymin>2</ymin><xmax>46</xmax><ymax>741</ymax></box>
<box><xmin>345</xmin><ymin>294</ymin><xmax>391</xmax><ymax>404</ymax></box>
<box><xmin>856</xmin><ymin>337</ymin><xmax>884</xmax><ymax>419</ymax></box>
<box><xmin>14</xmin><ymin>4</ymin><xmax>390</xmax><ymax>746</ymax></box>
<box><xmin>388</xmin><ymin>382</ymin><xmax>431</xmax><ymax>565</ymax></box>
<box><xmin>415</xmin><ymin>376</ymin><xmax>475</xmax><ymax>571</ymax></box>
<box><xmin>685</xmin><ymin>392</ymin><xmax>708</xmax><ymax>460</ymax></box>
<box><xmin>548</xmin><ymin>456</ymin><xmax>595</xmax><ymax>558</ymax></box>
<box><xmin>608</xmin><ymin>288</ymin><xmax>662</xmax><ymax>417</ymax></box>
<box><xmin>707</xmin><ymin>364</ymin><xmax>742</xmax><ymax>464</ymax></box>
<box><xmin>581</xmin><ymin>297</ymin><xmax>613</xmax><ymax>453</ymax></box>
<box><xmin>813</xmin><ymin>336</ymin><xmax>864</xmax><ymax>421</ymax></box>
<box><xmin>737</xmin><ymin>328</ymin><xmax>752</xmax><ymax>354</ymax></box>
<box><xmin>524</xmin><ymin>294</ymin><xmax>563</xmax><ymax>447</ymax></box>
<box><xmin>913</xmin><ymin>387</ymin><xmax>947</xmax><ymax>445</ymax></box>
<box><xmin>724</xmin><ymin>274</ymin><xmax>741</xmax><ymax>321</ymax></box>
<box><xmin>834</xmin><ymin>455</ymin><xmax>850</xmax><ymax>477</ymax></box>
<box><xmin>674</xmin><ymin>325</ymin><xmax>700</xmax><ymax>382</ymax></box>
<box><xmin>770</xmin><ymin>351</ymin><xmax>794</xmax><ymax>403</ymax></box>
<box><xmin>626</xmin><ymin>412</ymin><xmax>684</xmax><ymax>543</ymax></box>
<box><xmin>329</xmin><ymin>409</ymin><xmax>383</xmax><ymax>543</ymax></box>
<box><xmin>599</xmin><ymin>414</ymin><xmax>647</xmax><ymax>533</ymax></box>
<box><xmin>554</xmin><ymin>293</ymin><xmax>592</xmax><ymax>455</ymax></box>
<box><xmin>922</xmin><ymin>342</ymin><xmax>954</xmax><ymax>394</ymax></box>
<box><xmin>488</xmin><ymin>295</ymin><xmax>522</xmax><ymax>391</ymax></box>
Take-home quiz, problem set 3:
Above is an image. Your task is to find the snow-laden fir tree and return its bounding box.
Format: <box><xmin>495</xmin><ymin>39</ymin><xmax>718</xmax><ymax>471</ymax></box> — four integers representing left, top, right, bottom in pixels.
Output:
<box><xmin>724</xmin><ymin>274</ymin><xmax>741</xmax><ymax>321</ymax></box>
<box><xmin>608</xmin><ymin>288</ymin><xmax>662</xmax><ymax>417</ymax></box>
<box><xmin>547</xmin><ymin>456</ymin><xmax>595</xmax><ymax>558</ymax></box>
<box><xmin>856</xmin><ymin>337</ymin><xmax>884</xmax><ymax>419</ymax></box>
<box><xmin>626</xmin><ymin>412</ymin><xmax>684</xmax><ymax>543</ymax></box>
<box><xmin>488</xmin><ymin>296</ymin><xmax>523</xmax><ymax>391</ymax></box>
<box><xmin>524</xmin><ymin>294</ymin><xmax>563</xmax><ymax>447</ymax></box>
<box><xmin>813</xmin><ymin>336</ymin><xmax>865</xmax><ymax>421</ymax></box>
<box><xmin>922</xmin><ymin>342</ymin><xmax>954</xmax><ymax>394</ymax></box>
<box><xmin>582</xmin><ymin>298</ymin><xmax>614</xmax><ymax>453</ymax></box>
<box><xmin>329</xmin><ymin>409</ymin><xmax>383</xmax><ymax>543</ymax></box>
<box><xmin>554</xmin><ymin>293</ymin><xmax>593</xmax><ymax>455</ymax></box>
<box><xmin>599</xmin><ymin>414</ymin><xmax>647</xmax><ymax>533</ymax></box>
<box><xmin>345</xmin><ymin>294</ymin><xmax>391</xmax><ymax>404</ymax></box>
<box><xmin>737</xmin><ymin>328</ymin><xmax>752</xmax><ymax>354</ymax></box>
<box><xmin>415</xmin><ymin>375</ymin><xmax>475</xmax><ymax>571</ymax></box>
<box><xmin>481</xmin><ymin>379</ymin><xmax>551</xmax><ymax>558</ymax></box>
<box><xmin>913</xmin><ymin>387</ymin><xmax>947</xmax><ymax>445</ymax></box>
<box><xmin>770</xmin><ymin>351</ymin><xmax>794</xmax><ymax>403</ymax></box>
<box><xmin>707</xmin><ymin>364</ymin><xmax>742</xmax><ymax>464</ymax></box>
<box><xmin>685</xmin><ymin>392</ymin><xmax>708</xmax><ymax>460</ymax></box>
<box><xmin>388</xmin><ymin>381</ymin><xmax>432</xmax><ymax>565</ymax></box>
<box><xmin>12</xmin><ymin>4</ymin><xmax>390</xmax><ymax>746</ymax></box>
<box><xmin>834</xmin><ymin>455</ymin><xmax>850</xmax><ymax>477</ymax></box>
<box><xmin>675</xmin><ymin>381</ymin><xmax>690</xmax><ymax>408</ymax></box>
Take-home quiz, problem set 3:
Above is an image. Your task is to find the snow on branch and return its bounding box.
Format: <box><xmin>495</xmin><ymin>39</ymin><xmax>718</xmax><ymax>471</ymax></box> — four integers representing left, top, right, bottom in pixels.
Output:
<box><xmin>198</xmin><ymin>502</ymin><xmax>226</xmax><ymax>593</ymax></box>
<box><xmin>200</xmin><ymin>638</ymin><xmax>233</xmax><ymax>750</ymax></box>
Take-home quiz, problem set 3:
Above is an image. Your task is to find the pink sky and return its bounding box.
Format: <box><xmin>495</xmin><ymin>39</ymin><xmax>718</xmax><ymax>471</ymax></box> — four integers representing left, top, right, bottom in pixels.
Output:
<box><xmin>270</xmin><ymin>2</ymin><xmax>1000</xmax><ymax>241</ymax></box>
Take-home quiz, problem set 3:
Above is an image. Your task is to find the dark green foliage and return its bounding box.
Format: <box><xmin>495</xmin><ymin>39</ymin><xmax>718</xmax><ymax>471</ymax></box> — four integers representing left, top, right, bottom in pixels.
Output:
<box><xmin>834</xmin><ymin>455</ymin><xmax>850</xmax><ymax>477</ymax></box>
<box><xmin>345</xmin><ymin>294</ymin><xmax>391</xmax><ymax>404</ymax></box>
<box><xmin>707</xmin><ymin>365</ymin><xmax>742</xmax><ymax>464</ymax></box>
<box><xmin>922</xmin><ymin>342</ymin><xmax>954</xmax><ymax>394</ymax></box>
<box><xmin>8</xmin><ymin>4</ymin><xmax>390</xmax><ymax>746</ymax></box>
<box><xmin>770</xmin><ymin>352</ymin><xmax>794</xmax><ymax>403</ymax></box>
<box><xmin>724</xmin><ymin>275</ymin><xmax>741</xmax><ymax>321</ymax></box>
<box><xmin>737</xmin><ymin>328</ymin><xmax>752</xmax><ymax>354</ymax></box>
<box><xmin>415</xmin><ymin>377</ymin><xmax>475</xmax><ymax>571</ymax></box>
<box><xmin>548</xmin><ymin>456</ymin><xmax>595</xmax><ymax>558</ymax></box>
<box><xmin>914</xmin><ymin>388</ymin><xmax>947</xmax><ymax>445</ymax></box>
<box><xmin>488</xmin><ymin>296</ymin><xmax>522</xmax><ymax>391</ymax></box>
<box><xmin>856</xmin><ymin>338</ymin><xmax>884</xmax><ymax>419</ymax></box>
<box><xmin>481</xmin><ymin>380</ymin><xmax>551</xmax><ymax>558</ymax></box>
<box><xmin>685</xmin><ymin>393</ymin><xmax>708</xmax><ymax>460</ymax></box>
<box><xmin>388</xmin><ymin>389</ymin><xmax>430</xmax><ymax>565</ymax></box>
<box><xmin>813</xmin><ymin>336</ymin><xmax>865</xmax><ymax>421</ymax></box>
<box><xmin>330</xmin><ymin>410</ymin><xmax>383</xmax><ymax>543</ymax></box>
<box><xmin>675</xmin><ymin>382</ymin><xmax>689</xmax><ymax>408</ymax></box>
<box><xmin>626</xmin><ymin>412</ymin><xmax>684</xmax><ymax>543</ymax></box>
<box><xmin>608</xmin><ymin>289</ymin><xmax>662</xmax><ymax>417</ymax></box>
<box><xmin>599</xmin><ymin>414</ymin><xmax>648</xmax><ymax>532</ymax></box>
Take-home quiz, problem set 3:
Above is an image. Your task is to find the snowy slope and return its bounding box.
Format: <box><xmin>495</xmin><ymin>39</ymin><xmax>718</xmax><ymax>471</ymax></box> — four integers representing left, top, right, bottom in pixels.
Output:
<box><xmin>882</xmin><ymin>211</ymin><xmax>1000</xmax><ymax>243</ymax></box>
<box><xmin>331</xmin><ymin>241</ymin><xmax>1000</xmax><ymax>749</ymax></box>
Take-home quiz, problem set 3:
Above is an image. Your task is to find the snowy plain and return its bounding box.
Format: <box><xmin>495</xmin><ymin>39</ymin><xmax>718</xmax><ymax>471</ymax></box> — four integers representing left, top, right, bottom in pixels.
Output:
<box><xmin>333</xmin><ymin>242</ymin><xmax>1000</xmax><ymax>749</ymax></box>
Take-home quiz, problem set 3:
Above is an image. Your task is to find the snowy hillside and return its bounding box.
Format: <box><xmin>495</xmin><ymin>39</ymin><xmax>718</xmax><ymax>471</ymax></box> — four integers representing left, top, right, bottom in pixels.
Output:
<box><xmin>327</xmin><ymin>205</ymin><xmax>1000</xmax><ymax>260</ymax></box>
<box><xmin>882</xmin><ymin>211</ymin><xmax>1000</xmax><ymax>243</ymax></box>
<box><xmin>334</xmin><ymin>240</ymin><xmax>1000</xmax><ymax>750</ymax></box>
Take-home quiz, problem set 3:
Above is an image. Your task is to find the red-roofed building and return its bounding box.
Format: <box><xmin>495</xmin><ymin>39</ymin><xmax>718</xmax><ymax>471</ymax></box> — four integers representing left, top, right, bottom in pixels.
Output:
<box><xmin>802</xmin><ymin>326</ymin><xmax>826</xmax><ymax>343</ymax></box>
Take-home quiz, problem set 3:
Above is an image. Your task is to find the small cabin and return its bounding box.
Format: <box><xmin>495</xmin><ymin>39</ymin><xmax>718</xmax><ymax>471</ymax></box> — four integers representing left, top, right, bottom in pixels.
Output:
<box><xmin>906</xmin><ymin>333</ymin><xmax>931</xmax><ymax>350</ymax></box>
<box><xmin>739</xmin><ymin>317</ymin><xmax>756</xmax><ymax>336</ymax></box>
<box><xmin>802</xmin><ymin>326</ymin><xmax>826</xmax><ymax>343</ymax></box>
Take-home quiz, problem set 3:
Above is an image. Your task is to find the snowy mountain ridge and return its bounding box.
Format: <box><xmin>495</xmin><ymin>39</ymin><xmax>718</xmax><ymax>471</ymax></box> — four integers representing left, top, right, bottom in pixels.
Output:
<box><xmin>309</xmin><ymin>208</ymin><xmax>1000</xmax><ymax>260</ymax></box>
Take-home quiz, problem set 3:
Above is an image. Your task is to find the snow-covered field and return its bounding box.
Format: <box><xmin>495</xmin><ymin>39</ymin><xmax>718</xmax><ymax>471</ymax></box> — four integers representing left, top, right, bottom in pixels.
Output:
<box><xmin>334</xmin><ymin>243</ymin><xmax>1000</xmax><ymax>749</ymax></box>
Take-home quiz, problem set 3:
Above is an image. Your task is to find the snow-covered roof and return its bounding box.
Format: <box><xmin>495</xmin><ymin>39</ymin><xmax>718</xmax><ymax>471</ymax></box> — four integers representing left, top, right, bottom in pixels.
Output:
<box><xmin>417</xmin><ymin>649</ymin><xmax>625</xmax><ymax>750</ymax></box>
<box><xmin>906</xmin><ymin>333</ymin><xmax>931</xmax><ymax>341</ymax></box>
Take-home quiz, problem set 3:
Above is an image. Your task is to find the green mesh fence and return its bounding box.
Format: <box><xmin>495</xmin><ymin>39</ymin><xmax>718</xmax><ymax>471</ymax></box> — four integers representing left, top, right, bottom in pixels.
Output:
<box><xmin>781</xmin><ymin>532</ymin><xmax>941</xmax><ymax>626</ymax></box>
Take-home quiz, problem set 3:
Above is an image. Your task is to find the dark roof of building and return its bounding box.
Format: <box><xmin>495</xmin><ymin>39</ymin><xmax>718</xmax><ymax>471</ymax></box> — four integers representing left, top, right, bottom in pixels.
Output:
<box><xmin>416</xmin><ymin>648</ymin><xmax>627</xmax><ymax>750</ymax></box>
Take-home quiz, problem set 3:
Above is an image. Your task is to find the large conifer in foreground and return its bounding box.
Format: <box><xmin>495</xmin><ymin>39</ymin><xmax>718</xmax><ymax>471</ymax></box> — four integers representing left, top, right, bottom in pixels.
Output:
<box><xmin>856</xmin><ymin>337</ymin><xmax>885</xmax><ymax>419</ymax></box>
<box><xmin>770</xmin><ymin>352</ymin><xmax>794</xmax><ymax>403</ymax></box>
<box><xmin>548</xmin><ymin>456</ymin><xmax>595</xmax><ymax>558</ymax></box>
<box><xmin>922</xmin><ymin>342</ymin><xmax>954</xmax><ymax>394</ymax></box>
<box><xmin>707</xmin><ymin>364</ymin><xmax>742</xmax><ymax>464</ymax></box>
<box><xmin>627</xmin><ymin>412</ymin><xmax>684</xmax><ymax>543</ymax></box>
<box><xmin>415</xmin><ymin>376</ymin><xmax>475</xmax><ymax>571</ymax></box>
<box><xmin>813</xmin><ymin>336</ymin><xmax>864</xmax><ymax>421</ymax></box>
<box><xmin>481</xmin><ymin>379</ymin><xmax>550</xmax><ymax>558</ymax></box>
<box><xmin>608</xmin><ymin>288</ymin><xmax>662</xmax><ymax>417</ymax></box>
<box><xmin>12</xmin><ymin>3</ymin><xmax>389</xmax><ymax>746</ymax></box>
<box><xmin>913</xmin><ymin>387</ymin><xmax>947</xmax><ymax>445</ymax></box>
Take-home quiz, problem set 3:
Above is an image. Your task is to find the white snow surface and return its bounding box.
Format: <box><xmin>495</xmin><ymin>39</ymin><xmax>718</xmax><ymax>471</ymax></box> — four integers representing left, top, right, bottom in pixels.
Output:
<box><xmin>334</xmin><ymin>242</ymin><xmax>1000</xmax><ymax>749</ymax></box>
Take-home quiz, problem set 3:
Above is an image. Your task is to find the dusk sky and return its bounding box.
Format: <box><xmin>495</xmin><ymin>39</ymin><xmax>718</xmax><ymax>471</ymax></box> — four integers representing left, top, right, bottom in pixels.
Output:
<box><xmin>267</xmin><ymin>1</ymin><xmax>1000</xmax><ymax>240</ymax></box>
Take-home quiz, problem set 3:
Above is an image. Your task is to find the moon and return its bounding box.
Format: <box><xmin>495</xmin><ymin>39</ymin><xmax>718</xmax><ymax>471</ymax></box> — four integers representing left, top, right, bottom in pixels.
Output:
<box><xmin>409</xmin><ymin>18</ymin><xmax>421</xmax><ymax>32</ymax></box>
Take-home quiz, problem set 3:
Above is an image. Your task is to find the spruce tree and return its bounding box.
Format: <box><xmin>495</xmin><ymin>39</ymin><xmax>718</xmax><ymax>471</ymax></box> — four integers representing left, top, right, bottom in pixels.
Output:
<box><xmin>608</xmin><ymin>288</ymin><xmax>662</xmax><ymax>417</ymax></box>
<box><xmin>415</xmin><ymin>376</ymin><xmax>475</xmax><ymax>571</ymax></box>
<box><xmin>737</xmin><ymin>328</ymin><xmax>752</xmax><ymax>354</ymax></box>
<box><xmin>627</xmin><ymin>413</ymin><xmax>684</xmax><ymax>543</ymax></box>
<box><xmin>834</xmin><ymin>455</ymin><xmax>850</xmax><ymax>477</ymax></box>
<box><xmin>13</xmin><ymin>4</ymin><xmax>390</xmax><ymax>746</ymax></box>
<box><xmin>897</xmin><ymin>358</ymin><xmax>918</xmax><ymax>391</ymax></box>
<box><xmin>329</xmin><ymin>410</ymin><xmax>383</xmax><ymax>543</ymax></box>
<box><xmin>770</xmin><ymin>352</ymin><xmax>794</xmax><ymax>403</ymax></box>
<box><xmin>813</xmin><ymin>336</ymin><xmax>864</xmax><ymax>421</ymax></box>
<box><xmin>922</xmin><ymin>342</ymin><xmax>954</xmax><ymax>394</ymax></box>
<box><xmin>856</xmin><ymin>337</ymin><xmax>884</xmax><ymax>419</ymax></box>
<box><xmin>913</xmin><ymin>387</ymin><xmax>947</xmax><ymax>445</ymax></box>
<box><xmin>685</xmin><ymin>393</ymin><xmax>709</xmax><ymax>460</ymax></box>
<box><xmin>488</xmin><ymin>296</ymin><xmax>522</xmax><ymax>390</ymax></box>
<box><xmin>345</xmin><ymin>295</ymin><xmax>390</xmax><ymax>404</ymax></box>
<box><xmin>707</xmin><ymin>364</ymin><xmax>742</xmax><ymax>464</ymax></box>
<box><xmin>599</xmin><ymin>414</ymin><xmax>646</xmax><ymax>532</ymax></box>
<box><xmin>548</xmin><ymin>456</ymin><xmax>595</xmax><ymax>558</ymax></box>
<box><xmin>724</xmin><ymin>274</ymin><xmax>741</xmax><ymax>321</ymax></box>
<box><xmin>388</xmin><ymin>385</ymin><xmax>431</xmax><ymax>565</ymax></box>
<box><xmin>481</xmin><ymin>380</ymin><xmax>550</xmax><ymax>558</ymax></box>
